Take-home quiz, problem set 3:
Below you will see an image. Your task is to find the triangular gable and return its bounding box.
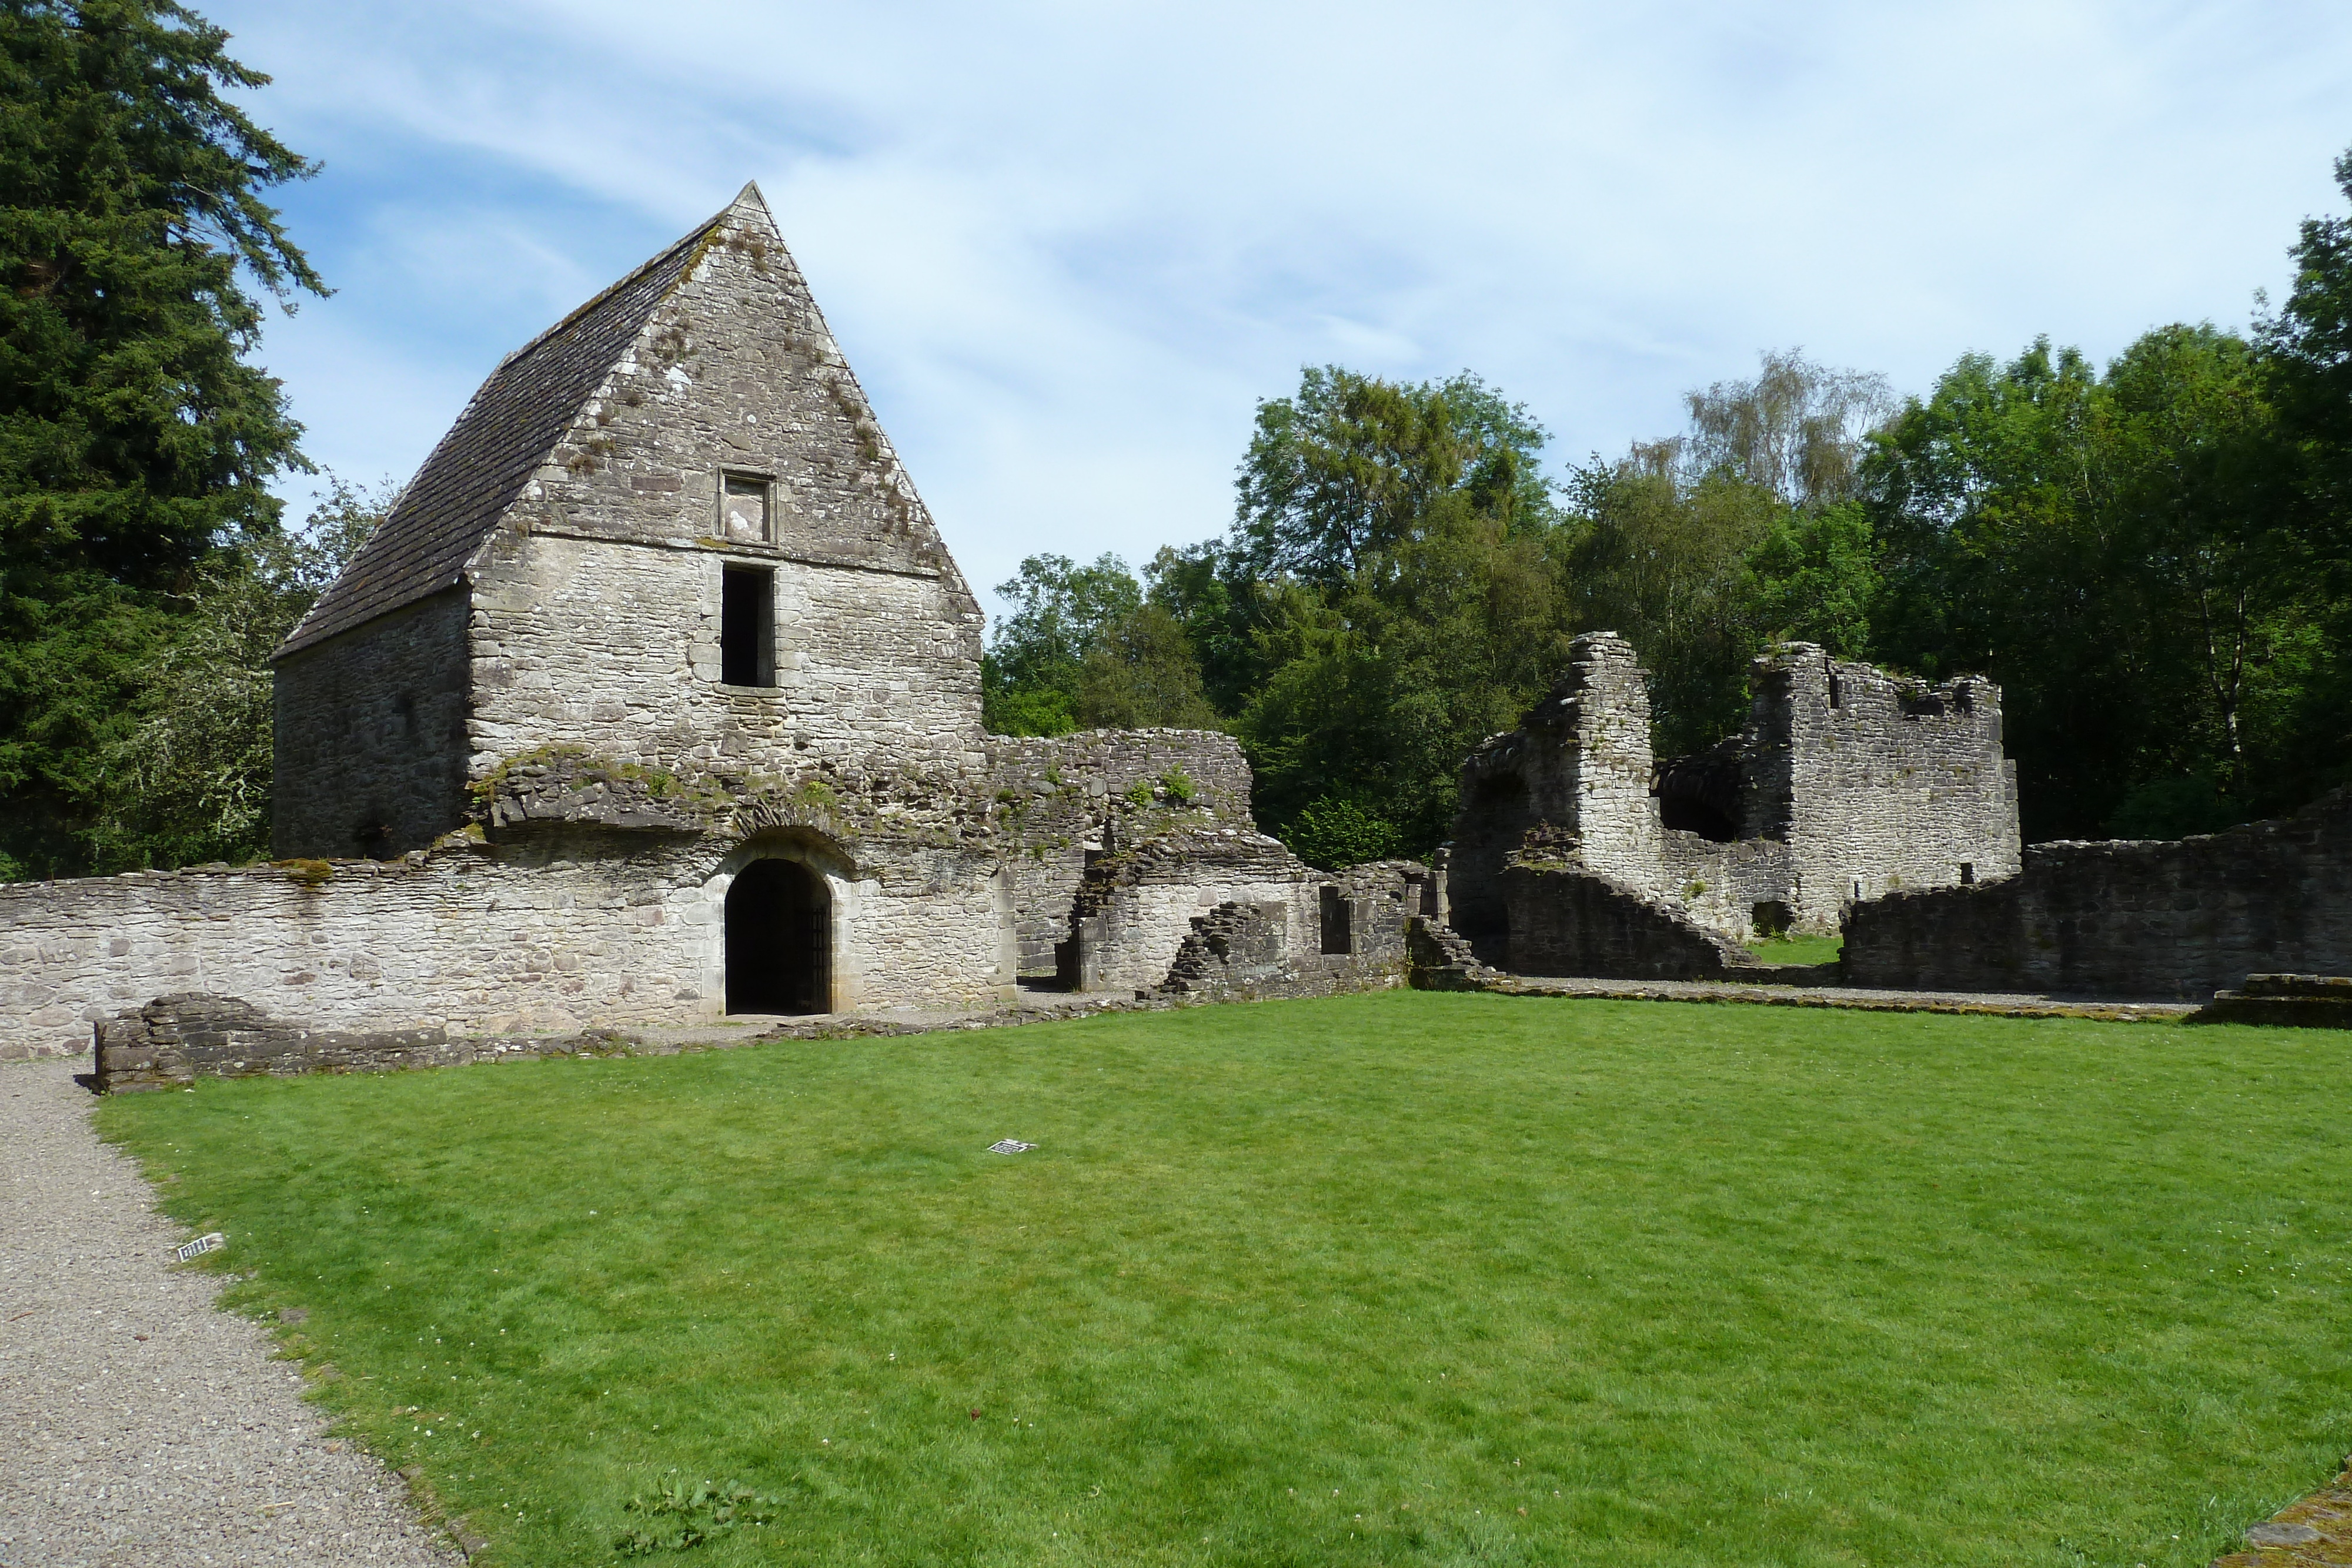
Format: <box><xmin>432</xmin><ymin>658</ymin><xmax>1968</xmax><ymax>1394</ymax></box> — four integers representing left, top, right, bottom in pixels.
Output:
<box><xmin>278</xmin><ymin>196</ymin><xmax>734</xmax><ymax>657</ymax></box>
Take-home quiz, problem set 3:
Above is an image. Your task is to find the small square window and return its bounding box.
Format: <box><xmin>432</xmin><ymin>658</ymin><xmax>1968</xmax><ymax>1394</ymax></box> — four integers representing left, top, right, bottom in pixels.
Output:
<box><xmin>721</xmin><ymin>472</ymin><xmax>771</xmax><ymax>542</ymax></box>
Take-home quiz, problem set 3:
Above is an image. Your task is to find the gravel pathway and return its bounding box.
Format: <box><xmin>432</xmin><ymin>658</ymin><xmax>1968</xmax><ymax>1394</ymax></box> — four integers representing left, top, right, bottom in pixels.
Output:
<box><xmin>0</xmin><ymin>1057</ymin><xmax>459</xmax><ymax>1567</ymax></box>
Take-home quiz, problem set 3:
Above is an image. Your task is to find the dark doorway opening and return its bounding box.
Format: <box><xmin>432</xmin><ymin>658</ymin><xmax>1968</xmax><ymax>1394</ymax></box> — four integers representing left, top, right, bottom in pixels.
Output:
<box><xmin>726</xmin><ymin>858</ymin><xmax>830</xmax><ymax>1014</ymax></box>
<box><xmin>1319</xmin><ymin>885</ymin><xmax>1354</xmax><ymax>955</ymax></box>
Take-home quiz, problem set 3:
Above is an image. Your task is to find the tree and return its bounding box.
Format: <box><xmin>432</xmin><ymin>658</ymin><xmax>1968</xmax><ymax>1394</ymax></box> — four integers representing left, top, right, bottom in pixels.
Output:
<box><xmin>87</xmin><ymin>477</ymin><xmax>385</xmax><ymax>870</ymax></box>
<box><xmin>1233</xmin><ymin>367</ymin><xmax>1555</xmax><ymax>586</ymax></box>
<box><xmin>1863</xmin><ymin>329</ymin><xmax>2316</xmax><ymax>838</ymax></box>
<box><xmin>981</xmin><ymin>553</ymin><xmax>1142</xmax><ymax>735</ymax></box>
<box><xmin>0</xmin><ymin>0</ymin><xmax>323</xmax><ymax>878</ymax></box>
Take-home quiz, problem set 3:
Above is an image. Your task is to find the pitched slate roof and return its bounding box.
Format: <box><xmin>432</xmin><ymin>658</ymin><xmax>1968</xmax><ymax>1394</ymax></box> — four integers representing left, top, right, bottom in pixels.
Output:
<box><xmin>275</xmin><ymin>202</ymin><xmax>730</xmax><ymax>657</ymax></box>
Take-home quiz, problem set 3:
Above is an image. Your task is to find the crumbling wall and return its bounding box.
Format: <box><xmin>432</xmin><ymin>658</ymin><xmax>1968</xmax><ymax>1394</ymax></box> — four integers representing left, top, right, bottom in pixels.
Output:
<box><xmin>1060</xmin><ymin>828</ymin><xmax>1313</xmax><ymax>994</ymax></box>
<box><xmin>273</xmin><ymin>590</ymin><xmax>474</xmax><ymax>859</ymax></box>
<box><xmin>1843</xmin><ymin>788</ymin><xmax>2352</xmax><ymax>999</ymax></box>
<box><xmin>1748</xmin><ymin>644</ymin><xmax>2018</xmax><ymax>922</ymax></box>
<box><xmin>987</xmin><ymin>728</ymin><xmax>1257</xmax><ymax>982</ymax></box>
<box><xmin>1155</xmin><ymin>860</ymin><xmax>1429</xmax><ymax>1002</ymax></box>
<box><xmin>1451</xmin><ymin>633</ymin><xmax>1663</xmax><ymax>945</ymax></box>
<box><xmin>1501</xmin><ymin>857</ymin><xmax>1758</xmax><ymax>981</ymax></box>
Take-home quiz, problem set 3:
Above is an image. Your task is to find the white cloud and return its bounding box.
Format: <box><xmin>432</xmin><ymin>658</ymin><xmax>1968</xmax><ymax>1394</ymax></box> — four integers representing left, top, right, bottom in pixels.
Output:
<box><xmin>209</xmin><ymin>0</ymin><xmax>2352</xmax><ymax>615</ymax></box>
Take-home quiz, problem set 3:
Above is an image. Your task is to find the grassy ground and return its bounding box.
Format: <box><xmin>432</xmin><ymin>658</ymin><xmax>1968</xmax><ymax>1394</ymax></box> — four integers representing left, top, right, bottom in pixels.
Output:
<box><xmin>1743</xmin><ymin>932</ymin><xmax>1844</xmax><ymax>967</ymax></box>
<box><xmin>99</xmin><ymin>991</ymin><xmax>2351</xmax><ymax>1567</ymax></box>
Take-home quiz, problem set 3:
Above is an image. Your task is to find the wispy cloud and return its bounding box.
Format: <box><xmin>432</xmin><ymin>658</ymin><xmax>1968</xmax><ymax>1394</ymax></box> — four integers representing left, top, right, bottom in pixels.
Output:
<box><xmin>211</xmin><ymin>0</ymin><xmax>2352</xmax><ymax>615</ymax></box>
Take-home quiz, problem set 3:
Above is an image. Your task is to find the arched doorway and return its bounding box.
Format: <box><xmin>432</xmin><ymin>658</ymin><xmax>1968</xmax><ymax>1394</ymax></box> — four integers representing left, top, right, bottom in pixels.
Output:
<box><xmin>726</xmin><ymin>858</ymin><xmax>831</xmax><ymax>1014</ymax></box>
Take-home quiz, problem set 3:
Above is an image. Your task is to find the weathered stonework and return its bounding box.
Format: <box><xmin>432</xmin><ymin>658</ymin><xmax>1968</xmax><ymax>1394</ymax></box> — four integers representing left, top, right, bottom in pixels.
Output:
<box><xmin>1843</xmin><ymin>788</ymin><xmax>2352</xmax><ymax>1000</ymax></box>
<box><xmin>2193</xmin><ymin>974</ymin><xmax>2352</xmax><ymax>1029</ymax></box>
<box><xmin>1451</xmin><ymin>631</ymin><xmax>2020</xmax><ymax>972</ymax></box>
<box><xmin>0</xmin><ymin>186</ymin><xmax>1398</xmax><ymax>1068</ymax></box>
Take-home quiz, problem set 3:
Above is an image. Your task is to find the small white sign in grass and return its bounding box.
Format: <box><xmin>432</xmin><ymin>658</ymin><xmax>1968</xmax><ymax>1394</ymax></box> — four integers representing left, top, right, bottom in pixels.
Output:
<box><xmin>986</xmin><ymin>1139</ymin><xmax>1036</xmax><ymax>1154</ymax></box>
<box><xmin>173</xmin><ymin>1231</ymin><xmax>225</xmax><ymax>1262</ymax></box>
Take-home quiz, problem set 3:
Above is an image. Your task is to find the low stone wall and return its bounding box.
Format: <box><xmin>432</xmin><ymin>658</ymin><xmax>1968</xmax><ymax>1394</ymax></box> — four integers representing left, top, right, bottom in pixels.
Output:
<box><xmin>0</xmin><ymin>828</ymin><xmax>1010</xmax><ymax>1062</ymax></box>
<box><xmin>2192</xmin><ymin>974</ymin><xmax>2352</xmax><ymax>1029</ymax></box>
<box><xmin>1155</xmin><ymin>861</ymin><xmax>1431</xmax><ymax>1002</ymax></box>
<box><xmin>1502</xmin><ymin>861</ymin><xmax>1758</xmax><ymax>981</ymax></box>
<box><xmin>1843</xmin><ymin>788</ymin><xmax>2352</xmax><ymax>999</ymax></box>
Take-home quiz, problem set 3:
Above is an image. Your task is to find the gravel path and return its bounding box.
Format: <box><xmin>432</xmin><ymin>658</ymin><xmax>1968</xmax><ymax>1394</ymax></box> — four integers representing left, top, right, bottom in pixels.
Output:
<box><xmin>0</xmin><ymin>1057</ymin><xmax>459</xmax><ymax>1567</ymax></box>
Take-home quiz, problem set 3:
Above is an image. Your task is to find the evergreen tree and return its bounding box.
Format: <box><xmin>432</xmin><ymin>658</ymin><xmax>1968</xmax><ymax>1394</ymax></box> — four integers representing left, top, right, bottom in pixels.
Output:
<box><xmin>0</xmin><ymin>0</ymin><xmax>322</xmax><ymax>878</ymax></box>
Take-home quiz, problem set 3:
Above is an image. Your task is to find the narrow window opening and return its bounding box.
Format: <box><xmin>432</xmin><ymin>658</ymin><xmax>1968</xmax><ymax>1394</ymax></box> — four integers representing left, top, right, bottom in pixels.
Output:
<box><xmin>721</xmin><ymin>566</ymin><xmax>774</xmax><ymax>687</ymax></box>
<box><xmin>1853</xmin><ymin>879</ymin><xmax>1865</xmax><ymax>900</ymax></box>
<box><xmin>1827</xmin><ymin>670</ymin><xmax>1843</xmax><ymax>709</ymax></box>
<box><xmin>1959</xmin><ymin>862</ymin><xmax>1975</xmax><ymax>884</ymax></box>
<box><xmin>1319</xmin><ymin>886</ymin><xmax>1354</xmax><ymax>955</ymax></box>
<box><xmin>721</xmin><ymin>472</ymin><xmax>771</xmax><ymax>542</ymax></box>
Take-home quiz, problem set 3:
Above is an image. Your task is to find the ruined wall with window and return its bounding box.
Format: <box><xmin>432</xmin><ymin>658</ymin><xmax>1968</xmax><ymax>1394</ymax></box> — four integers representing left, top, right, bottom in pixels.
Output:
<box><xmin>1843</xmin><ymin>787</ymin><xmax>2352</xmax><ymax>999</ymax></box>
<box><xmin>1448</xmin><ymin>633</ymin><xmax>2019</xmax><ymax>969</ymax></box>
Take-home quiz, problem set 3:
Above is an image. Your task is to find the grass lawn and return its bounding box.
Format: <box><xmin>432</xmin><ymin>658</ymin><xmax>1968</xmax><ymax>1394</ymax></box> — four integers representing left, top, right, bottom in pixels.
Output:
<box><xmin>1743</xmin><ymin>933</ymin><xmax>1843</xmax><ymax>967</ymax></box>
<box><xmin>99</xmin><ymin>991</ymin><xmax>2351</xmax><ymax>1567</ymax></box>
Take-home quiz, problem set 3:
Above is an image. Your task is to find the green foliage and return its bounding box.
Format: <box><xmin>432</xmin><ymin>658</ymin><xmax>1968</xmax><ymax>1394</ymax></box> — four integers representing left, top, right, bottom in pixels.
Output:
<box><xmin>1280</xmin><ymin>794</ymin><xmax>1401</xmax><ymax>870</ymax></box>
<box><xmin>1863</xmin><ymin>325</ymin><xmax>2324</xmax><ymax>838</ymax></box>
<box><xmin>102</xmin><ymin>992</ymin><xmax>2352</xmax><ymax>1567</ymax></box>
<box><xmin>85</xmin><ymin>477</ymin><xmax>382</xmax><ymax>869</ymax></box>
<box><xmin>1157</xmin><ymin>768</ymin><xmax>1195</xmax><ymax>804</ymax></box>
<box><xmin>1232</xmin><ymin>366</ymin><xmax>1556</xmax><ymax>585</ymax></box>
<box><xmin>0</xmin><ymin>0</ymin><xmax>322</xmax><ymax>877</ymax></box>
<box><xmin>614</xmin><ymin>1477</ymin><xmax>784</xmax><ymax>1555</ymax></box>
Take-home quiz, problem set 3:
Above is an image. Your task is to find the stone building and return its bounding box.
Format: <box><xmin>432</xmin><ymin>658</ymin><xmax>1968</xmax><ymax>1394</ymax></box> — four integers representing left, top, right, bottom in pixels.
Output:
<box><xmin>0</xmin><ymin>186</ymin><xmax>1420</xmax><ymax>1062</ymax></box>
<box><xmin>1448</xmin><ymin>631</ymin><xmax>2020</xmax><ymax>974</ymax></box>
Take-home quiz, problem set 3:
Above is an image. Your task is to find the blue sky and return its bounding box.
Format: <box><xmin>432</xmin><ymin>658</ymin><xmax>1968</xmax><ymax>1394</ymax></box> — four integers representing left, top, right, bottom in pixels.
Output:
<box><xmin>209</xmin><ymin>1</ymin><xmax>2352</xmax><ymax>623</ymax></box>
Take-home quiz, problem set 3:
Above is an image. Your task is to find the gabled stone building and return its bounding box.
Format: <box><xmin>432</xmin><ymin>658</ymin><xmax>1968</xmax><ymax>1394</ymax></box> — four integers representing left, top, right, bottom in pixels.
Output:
<box><xmin>0</xmin><ymin>186</ymin><xmax>1425</xmax><ymax>1060</ymax></box>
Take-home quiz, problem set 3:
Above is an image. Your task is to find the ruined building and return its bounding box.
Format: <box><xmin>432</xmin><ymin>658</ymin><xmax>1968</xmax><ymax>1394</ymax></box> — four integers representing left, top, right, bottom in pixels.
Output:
<box><xmin>1448</xmin><ymin>632</ymin><xmax>2020</xmax><ymax>977</ymax></box>
<box><xmin>0</xmin><ymin>186</ymin><xmax>1426</xmax><ymax>1062</ymax></box>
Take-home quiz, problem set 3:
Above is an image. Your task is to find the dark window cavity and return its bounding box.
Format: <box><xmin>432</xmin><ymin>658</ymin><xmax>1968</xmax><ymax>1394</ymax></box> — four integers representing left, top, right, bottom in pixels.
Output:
<box><xmin>1959</xmin><ymin>862</ymin><xmax>1975</xmax><ymax>884</ymax></box>
<box><xmin>721</xmin><ymin>566</ymin><xmax>774</xmax><ymax>687</ymax></box>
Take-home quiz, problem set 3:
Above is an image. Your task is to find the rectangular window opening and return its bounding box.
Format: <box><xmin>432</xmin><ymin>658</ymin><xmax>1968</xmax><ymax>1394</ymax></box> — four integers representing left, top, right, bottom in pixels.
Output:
<box><xmin>1958</xmin><ymin>862</ymin><xmax>1975</xmax><ymax>884</ymax></box>
<box><xmin>721</xmin><ymin>566</ymin><xmax>775</xmax><ymax>687</ymax></box>
<box><xmin>721</xmin><ymin>471</ymin><xmax>772</xmax><ymax>543</ymax></box>
<box><xmin>1319</xmin><ymin>886</ymin><xmax>1354</xmax><ymax>956</ymax></box>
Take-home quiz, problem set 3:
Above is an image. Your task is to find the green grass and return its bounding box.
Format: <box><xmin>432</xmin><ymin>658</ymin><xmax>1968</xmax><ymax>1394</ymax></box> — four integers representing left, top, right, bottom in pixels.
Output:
<box><xmin>99</xmin><ymin>991</ymin><xmax>2352</xmax><ymax>1567</ymax></box>
<box><xmin>1743</xmin><ymin>932</ymin><xmax>1843</xmax><ymax>967</ymax></box>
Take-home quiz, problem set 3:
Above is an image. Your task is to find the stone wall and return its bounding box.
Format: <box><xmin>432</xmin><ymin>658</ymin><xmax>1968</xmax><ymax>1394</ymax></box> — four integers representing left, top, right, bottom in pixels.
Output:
<box><xmin>273</xmin><ymin>590</ymin><xmax>473</xmax><ymax>859</ymax></box>
<box><xmin>1501</xmin><ymin>859</ymin><xmax>1758</xmax><ymax>981</ymax></box>
<box><xmin>1843</xmin><ymin>788</ymin><xmax>2352</xmax><ymax>999</ymax></box>
<box><xmin>1154</xmin><ymin>860</ymin><xmax>1431</xmax><ymax>1002</ymax></box>
<box><xmin>1450</xmin><ymin>634</ymin><xmax>2020</xmax><ymax>955</ymax></box>
<box><xmin>1748</xmin><ymin>644</ymin><xmax>2019</xmax><ymax>921</ymax></box>
<box><xmin>987</xmin><ymin>728</ymin><xmax>1258</xmax><ymax>982</ymax></box>
<box><xmin>0</xmin><ymin>823</ymin><xmax>1012</xmax><ymax>1063</ymax></box>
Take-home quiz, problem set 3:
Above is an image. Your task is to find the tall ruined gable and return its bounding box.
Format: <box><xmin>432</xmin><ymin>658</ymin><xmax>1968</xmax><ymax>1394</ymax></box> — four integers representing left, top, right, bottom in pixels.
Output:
<box><xmin>278</xmin><ymin>184</ymin><xmax>974</xmax><ymax>658</ymax></box>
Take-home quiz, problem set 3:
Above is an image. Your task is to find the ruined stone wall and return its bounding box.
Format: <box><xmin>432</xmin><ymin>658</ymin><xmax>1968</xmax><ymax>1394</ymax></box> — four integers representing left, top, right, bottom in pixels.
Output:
<box><xmin>1748</xmin><ymin>646</ymin><xmax>2019</xmax><ymax>926</ymax></box>
<box><xmin>1451</xmin><ymin>633</ymin><xmax>1663</xmax><ymax>944</ymax></box>
<box><xmin>273</xmin><ymin>590</ymin><xmax>473</xmax><ymax>859</ymax></box>
<box><xmin>0</xmin><ymin>826</ymin><xmax>1011</xmax><ymax>1063</ymax></box>
<box><xmin>987</xmin><ymin>729</ymin><xmax>1258</xmax><ymax>981</ymax></box>
<box><xmin>1843</xmin><ymin>788</ymin><xmax>2352</xmax><ymax>999</ymax></box>
<box><xmin>1501</xmin><ymin>860</ymin><xmax>1756</xmax><ymax>981</ymax></box>
<box><xmin>1062</xmin><ymin>828</ymin><xmax>1315</xmax><ymax>995</ymax></box>
<box><xmin>1155</xmin><ymin>861</ymin><xmax>1429</xmax><ymax>1002</ymax></box>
